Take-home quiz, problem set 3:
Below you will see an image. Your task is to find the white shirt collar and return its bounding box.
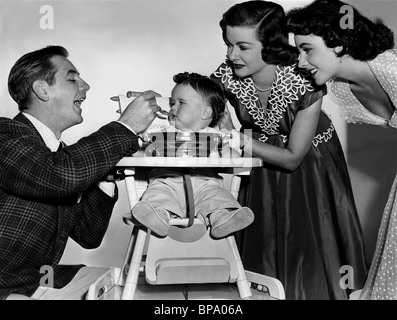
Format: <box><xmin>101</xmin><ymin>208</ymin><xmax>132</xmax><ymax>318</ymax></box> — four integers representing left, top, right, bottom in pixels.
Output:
<box><xmin>23</xmin><ymin>112</ymin><xmax>61</xmax><ymax>152</ymax></box>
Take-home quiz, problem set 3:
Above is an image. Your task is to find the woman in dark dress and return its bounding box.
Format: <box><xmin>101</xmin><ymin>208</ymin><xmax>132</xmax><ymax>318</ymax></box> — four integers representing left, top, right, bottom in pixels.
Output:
<box><xmin>210</xmin><ymin>1</ymin><xmax>367</xmax><ymax>300</ymax></box>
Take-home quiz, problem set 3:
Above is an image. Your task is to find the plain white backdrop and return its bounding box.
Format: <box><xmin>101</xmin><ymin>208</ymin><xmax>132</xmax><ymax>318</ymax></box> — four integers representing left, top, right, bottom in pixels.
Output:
<box><xmin>0</xmin><ymin>0</ymin><xmax>396</xmax><ymax>268</ymax></box>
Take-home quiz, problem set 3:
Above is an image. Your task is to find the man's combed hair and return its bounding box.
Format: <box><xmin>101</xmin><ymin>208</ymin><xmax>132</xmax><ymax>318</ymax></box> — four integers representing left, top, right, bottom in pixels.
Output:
<box><xmin>287</xmin><ymin>0</ymin><xmax>394</xmax><ymax>61</ymax></box>
<box><xmin>8</xmin><ymin>45</ymin><xmax>69</xmax><ymax>111</ymax></box>
<box><xmin>173</xmin><ymin>72</ymin><xmax>225</xmax><ymax>127</ymax></box>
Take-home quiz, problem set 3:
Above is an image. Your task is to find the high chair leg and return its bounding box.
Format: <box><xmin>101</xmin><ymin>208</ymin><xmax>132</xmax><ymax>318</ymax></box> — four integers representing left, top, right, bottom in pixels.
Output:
<box><xmin>226</xmin><ymin>235</ymin><xmax>252</xmax><ymax>299</ymax></box>
<box><xmin>121</xmin><ymin>227</ymin><xmax>147</xmax><ymax>300</ymax></box>
<box><xmin>227</xmin><ymin>175</ymin><xmax>252</xmax><ymax>299</ymax></box>
<box><xmin>117</xmin><ymin>224</ymin><xmax>139</xmax><ymax>287</ymax></box>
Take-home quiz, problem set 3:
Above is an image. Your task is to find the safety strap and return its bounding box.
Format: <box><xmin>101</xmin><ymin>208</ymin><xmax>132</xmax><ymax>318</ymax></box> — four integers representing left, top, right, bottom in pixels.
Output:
<box><xmin>150</xmin><ymin>170</ymin><xmax>195</xmax><ymax>228</ymax></box>
<box><xmin>182</xmin><ymin>172</ymin><xmax>195</xmax><ymax>227</ymax></box>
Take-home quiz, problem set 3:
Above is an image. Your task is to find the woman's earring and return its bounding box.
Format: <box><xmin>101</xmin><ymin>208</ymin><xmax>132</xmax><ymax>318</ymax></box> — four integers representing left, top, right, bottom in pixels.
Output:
<box><xmin>339</xmin><ymin>57</ymin><xmax>344</xmax><ymax>63</ymax></box>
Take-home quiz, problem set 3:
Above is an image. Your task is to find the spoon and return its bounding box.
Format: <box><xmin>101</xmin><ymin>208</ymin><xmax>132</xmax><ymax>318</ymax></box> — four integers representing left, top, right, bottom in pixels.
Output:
<box><xmin>111</xmin><ymin>95</ymin><xmax>171</xmax><ymax>117</ymax></box>
<box><xmin>156</xmin><ymin>109</ymin><xmax>170</xmax><ymax>118</ymax></box>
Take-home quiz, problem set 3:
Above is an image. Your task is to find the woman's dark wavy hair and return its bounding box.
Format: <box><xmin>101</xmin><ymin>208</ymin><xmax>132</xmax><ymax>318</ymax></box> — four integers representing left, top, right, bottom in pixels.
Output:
<box><xmin>8</xmin><ymin>45</ymin><xmax>69</xmax><ymax>111</ymax></box>
<box><xmin>220</xmin><ymin>0</ymin><xmax>298</xmax><ymax>66</ymax></box>
<box><xmin>287</xmin><ymin>0</ymin><xmax>394</xmax><ymax>61</ymax></box>
<box><xmin>173</xmin><ymin>72</ymin><xmax>225</xmax><ymax>127</ymax></box>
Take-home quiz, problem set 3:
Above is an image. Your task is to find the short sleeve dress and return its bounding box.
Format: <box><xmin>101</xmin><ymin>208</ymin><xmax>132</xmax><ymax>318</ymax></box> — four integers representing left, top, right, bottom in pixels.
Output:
<box><xmin>211</xmin><ymin>62</ymin><xmax>368</xmax><ymax>300</ymax></box>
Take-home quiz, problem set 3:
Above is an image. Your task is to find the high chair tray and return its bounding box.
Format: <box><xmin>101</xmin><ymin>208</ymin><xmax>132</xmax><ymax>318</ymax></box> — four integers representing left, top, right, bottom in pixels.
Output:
<box><xmin>116</xmin><ymin>156</ymin><xmax>262</xmax><ymax>168</ymax></box>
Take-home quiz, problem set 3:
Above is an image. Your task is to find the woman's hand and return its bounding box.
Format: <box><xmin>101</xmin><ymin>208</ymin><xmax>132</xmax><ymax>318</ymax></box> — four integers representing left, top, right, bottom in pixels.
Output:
<box><xmin>219</xmin><ymin>107</ymin><xmax>235</xmax><ymax>131</ymax></box>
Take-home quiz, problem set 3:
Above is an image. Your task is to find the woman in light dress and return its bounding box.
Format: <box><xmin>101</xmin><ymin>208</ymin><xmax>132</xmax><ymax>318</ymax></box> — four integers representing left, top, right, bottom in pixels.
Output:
<box><xmin>287</xmin><ymin>0</ymin><xmax>397</xmax><ymax>300</ymax></box>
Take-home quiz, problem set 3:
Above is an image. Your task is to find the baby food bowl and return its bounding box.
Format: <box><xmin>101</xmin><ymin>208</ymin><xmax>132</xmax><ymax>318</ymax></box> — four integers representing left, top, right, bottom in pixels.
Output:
<box><xmin>143</xmin><ymin>131</ymin><xmax>222</xmax><ymax>157</ymax></box>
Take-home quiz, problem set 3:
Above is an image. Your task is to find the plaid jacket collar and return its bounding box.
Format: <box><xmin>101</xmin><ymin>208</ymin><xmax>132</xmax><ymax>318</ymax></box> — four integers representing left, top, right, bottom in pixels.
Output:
<box><xmin>14</xmin><ymin>112</ymin><xmax>47</xmax><ymax>146</ymax></box>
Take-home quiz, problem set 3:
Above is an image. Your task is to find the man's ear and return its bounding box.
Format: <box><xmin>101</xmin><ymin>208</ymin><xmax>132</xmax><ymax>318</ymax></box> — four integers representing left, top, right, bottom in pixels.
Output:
<box><xmin>202</xmin><ymin>106</ymin><xmax>213</xmax><ymax>120</ymax></box>
<box><xmin>32</xmin><ymin>80</ymin><xmax>49</xmax><ymax>102</ymax></box>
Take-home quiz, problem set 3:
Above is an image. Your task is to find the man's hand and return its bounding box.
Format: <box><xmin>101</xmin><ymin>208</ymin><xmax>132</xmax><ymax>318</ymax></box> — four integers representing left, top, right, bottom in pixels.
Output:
<box><xmin>100</xmin><ymin>169</ymin><xmax>126</xmax><ymax>182</ymax></box>
<box><xmin>118</xmin><ymin>90</ymin><xmax>162</xmax><ymax>134</ymax></box>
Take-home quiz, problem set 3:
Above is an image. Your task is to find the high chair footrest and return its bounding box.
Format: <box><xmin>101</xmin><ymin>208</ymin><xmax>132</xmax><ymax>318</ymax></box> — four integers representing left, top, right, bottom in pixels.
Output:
<box><xmin>148</xmin><ymin>258</ymin><xmax>231</xmax><ymax>285</ymax></box>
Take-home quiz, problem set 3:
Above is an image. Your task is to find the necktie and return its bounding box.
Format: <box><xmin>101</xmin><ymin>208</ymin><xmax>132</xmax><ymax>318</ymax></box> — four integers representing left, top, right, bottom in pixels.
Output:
<box><xmin>56</xmin><ymin>141</ymin><xmax>81</xmax><ymax>203</ymax></box>
<box><xmin>57</xmin><ymin>141</ymin><xmax>65</xmax><ymax>151</ymax></box>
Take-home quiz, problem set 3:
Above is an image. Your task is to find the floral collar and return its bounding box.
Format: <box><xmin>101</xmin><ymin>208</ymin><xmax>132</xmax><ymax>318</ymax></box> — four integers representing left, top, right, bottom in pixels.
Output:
<box><xmin>212</xmin><ymin>63</ymin><xmax>314</xmax><ymax>142</ymax></box>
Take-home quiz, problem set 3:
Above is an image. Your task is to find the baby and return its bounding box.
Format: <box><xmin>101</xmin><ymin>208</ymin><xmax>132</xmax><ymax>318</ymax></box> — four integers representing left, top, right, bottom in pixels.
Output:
<box><xmin>132</xmin><ymin>72</ymin><xmax>254</xmax><ymax>238</ymax></box>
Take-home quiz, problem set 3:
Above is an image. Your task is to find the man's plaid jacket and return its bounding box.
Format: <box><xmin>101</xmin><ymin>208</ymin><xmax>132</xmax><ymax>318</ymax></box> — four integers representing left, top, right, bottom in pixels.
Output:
<box><xmin>0</xmin><ymin>113</ymin><xmax>139</xmax><ymax>299</ymax></box>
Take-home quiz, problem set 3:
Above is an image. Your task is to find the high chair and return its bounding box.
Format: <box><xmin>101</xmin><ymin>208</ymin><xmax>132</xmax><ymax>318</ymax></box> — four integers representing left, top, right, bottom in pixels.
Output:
<box><xmin>86</xmin><ymin>156</ymin><xmax>285</xmax><ymax>300</ymax></box>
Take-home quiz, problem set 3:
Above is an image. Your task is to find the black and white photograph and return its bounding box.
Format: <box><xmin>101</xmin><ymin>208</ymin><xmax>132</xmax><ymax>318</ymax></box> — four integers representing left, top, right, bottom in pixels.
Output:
<box><xmin>0</xmin><ymin>0</ymin><xmax>397</xmax><ymax>307</ymax></box>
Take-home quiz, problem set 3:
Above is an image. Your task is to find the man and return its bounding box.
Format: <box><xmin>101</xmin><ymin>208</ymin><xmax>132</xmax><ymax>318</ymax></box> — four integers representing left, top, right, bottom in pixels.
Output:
<box><xmin>0</xmin><ymin>45</ymin><xmax>160</xmax><ymax>299</ymax></box>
